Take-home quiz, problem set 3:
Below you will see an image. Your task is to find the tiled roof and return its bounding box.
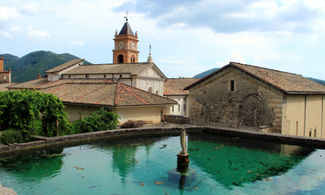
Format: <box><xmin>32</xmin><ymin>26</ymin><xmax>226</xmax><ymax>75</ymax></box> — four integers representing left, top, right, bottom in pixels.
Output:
<box><xmin>164</xmin><ymin>78</ymin><xmax>199</xmax><ymax>96</ymax></box>
<box><xmin>0</xmin><ymin>83</ymin><xmax>16</xmax><ymax>91</ymax></box>
<box><xmin>63</xmin><ymin>63</ymin><xmax>152</xmax><ymax>75</ymax></box>
<box><xmin>8</xmin><ymin>78</ymin><xmax>114</xmax><ymax>90</ymax></box>
<box><xmin>185</xmin><ymin>62</ymin><xmax>325</xmax><ymax>94</ymax></box>
<box><xmin>39</xmin><ymin>82</ymin><xmax>176</xmax><ymax>107</ymax></box>
<box><xmin>46</xmin><ymin>59</ymin><xmax>84</xmax><ymax>73</ymax></box>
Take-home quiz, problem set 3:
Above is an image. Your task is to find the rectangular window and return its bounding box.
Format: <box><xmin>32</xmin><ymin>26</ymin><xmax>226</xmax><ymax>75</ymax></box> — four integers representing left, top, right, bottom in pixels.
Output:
<box><xmin>314</xmin><ymin>129</ymin><xmax>317</xmax><ymax>137</ymax></box>
<box><xmin>86</xmin><ymin>74</ymin><xmax>89</xmax><ymax>78</ymax></box>
<box><xmin>230</xmin><ymin>80</ymin><xmax>235</xmax><ymax>91</ymax></box>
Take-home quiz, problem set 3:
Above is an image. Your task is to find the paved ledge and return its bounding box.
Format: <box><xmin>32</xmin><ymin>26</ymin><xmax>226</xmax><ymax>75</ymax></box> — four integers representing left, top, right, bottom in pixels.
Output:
<box><xmin>203</xmin><ymin>126</ymin><xmax>325</xmax><ymax>149</ymax></box>
<box><xmin>1</xmin><ymin>125</ymin><xmax>325</xmax><ymax>155</ymax></box>
<box><xmin>0</xmin><ymin>126</ymin><xmax>203</xmax><ymax>155</ymax></box>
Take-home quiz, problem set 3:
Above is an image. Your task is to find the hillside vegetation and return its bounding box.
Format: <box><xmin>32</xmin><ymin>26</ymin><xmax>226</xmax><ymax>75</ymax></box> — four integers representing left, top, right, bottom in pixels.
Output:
<box><xmin>0</xmin><ymin>51</ymin><xmax>91</xmax><ymax>83</ymax></box>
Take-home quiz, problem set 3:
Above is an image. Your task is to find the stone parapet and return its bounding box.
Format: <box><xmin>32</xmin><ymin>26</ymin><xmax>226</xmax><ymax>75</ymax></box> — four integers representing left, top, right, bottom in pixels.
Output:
<box><xmin>2</xmin><ymin>125</ymin><xmax>325</xmax><ymax>155</ymax></box>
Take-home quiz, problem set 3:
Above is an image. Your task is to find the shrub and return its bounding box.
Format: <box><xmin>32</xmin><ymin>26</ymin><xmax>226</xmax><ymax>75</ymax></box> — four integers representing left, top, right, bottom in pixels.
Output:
<box><xmin>121</xmin><ymin>120</ymin><xmax>146</xmax><ymax>128</ymax></box>
<box><xmin>72</xmin><ymin>108</ymin><xmax>119</xmax><ymax>133</ymax></box>
<box><xmin>0</xmin><ymin>129</ymin><xmax>23</xmax><ymax>144</ymax></box>
<box><xmin>0</xmin><ymin>90</ymin><xmax>71</xmax><ymax>138</ymax></box>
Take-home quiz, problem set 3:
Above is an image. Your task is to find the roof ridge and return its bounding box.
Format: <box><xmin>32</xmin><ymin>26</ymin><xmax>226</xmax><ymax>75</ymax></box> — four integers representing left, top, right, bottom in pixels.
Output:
<box><xmin>119</xmin><ymin>84</ymin><xmax>147</xmax><ymax>104</ymax></box>
<box><xmin>230</xmin><ymin>62</ymin><xmax>302</xmax><ymax>76</ymax></box>
<box><xmin>118</xmin><ymin>83</ymin><xmax>177</xmax><ymax>103</ymax></box>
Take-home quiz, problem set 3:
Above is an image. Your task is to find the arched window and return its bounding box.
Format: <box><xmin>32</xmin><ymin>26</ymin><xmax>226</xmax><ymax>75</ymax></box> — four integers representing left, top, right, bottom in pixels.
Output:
<box><xmin>155</xmin><ymin>90</ymin><xmax>159</xmax><ymax>95</ymax></box>
<box><xmin>148</xmin><ymin>87</ymin><xmax>153</xmax><ymax>93</ymax></box>
<box><xmin>118</xmin><ymin>55</ymin><xmax>124</xmax><ymax>63</ymax></box>
<box><xmin>131</xmin><ymin>56</ymin><xmax>135</xmax><ymax>63</ymax></box>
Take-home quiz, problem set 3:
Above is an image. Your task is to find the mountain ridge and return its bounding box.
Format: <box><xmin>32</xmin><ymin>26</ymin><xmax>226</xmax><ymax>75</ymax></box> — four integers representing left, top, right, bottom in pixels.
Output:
<box><xmin>0</xmin><ymin>51</ymin><xmax>91</xmax><ymax>83</ymax></box>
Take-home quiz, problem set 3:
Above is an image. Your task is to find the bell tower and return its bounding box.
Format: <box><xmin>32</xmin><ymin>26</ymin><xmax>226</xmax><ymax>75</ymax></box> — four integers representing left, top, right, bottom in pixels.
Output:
<box><xmin>113</xmin><ymin>15</ymin><xmax>139</xmax><ymax>64</ymax></box>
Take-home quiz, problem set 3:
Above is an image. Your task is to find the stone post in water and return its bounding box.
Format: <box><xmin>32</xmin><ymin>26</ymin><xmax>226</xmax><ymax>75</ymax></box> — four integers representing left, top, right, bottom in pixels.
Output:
<box><xmin>177</xmin><ymin>128</ymin><xmax>189</xmax><ymax>172</ymax></box>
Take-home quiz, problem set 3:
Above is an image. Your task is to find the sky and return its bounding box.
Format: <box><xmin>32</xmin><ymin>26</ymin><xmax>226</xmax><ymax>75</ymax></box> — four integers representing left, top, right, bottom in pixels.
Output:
<box><xmin>0</xmin><ymin>0</ymin><xmax>325</xmax><ymax>79</ymax></box>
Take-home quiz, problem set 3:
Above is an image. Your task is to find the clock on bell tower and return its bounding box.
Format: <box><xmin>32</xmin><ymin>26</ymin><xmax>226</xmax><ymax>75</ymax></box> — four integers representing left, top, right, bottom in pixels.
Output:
<box><xmin>113</xmin><ymin>15</ymin><xmax>139</xmax><ymax>64</ymax></box>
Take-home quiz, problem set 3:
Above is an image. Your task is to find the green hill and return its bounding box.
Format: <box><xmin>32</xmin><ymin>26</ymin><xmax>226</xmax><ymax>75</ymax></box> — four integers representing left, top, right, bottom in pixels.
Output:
<box><xmin>0</xmin><ymin>51</ymin><xmax>91</xmax><ymax>83</ymax></box>
<box><xmin>193</xmin><ymin>68</ymin><xmax>218</xmax><ymax>78</ymax></box>
<box><xmin>194</xmin><ymin>68</ymin><xmax>325</xmax><ymax>86</ymax></box>
<box><xmin>307</xmin><ymin>77</ymin><xmax>325</xmax><ymax>86</ymax></box>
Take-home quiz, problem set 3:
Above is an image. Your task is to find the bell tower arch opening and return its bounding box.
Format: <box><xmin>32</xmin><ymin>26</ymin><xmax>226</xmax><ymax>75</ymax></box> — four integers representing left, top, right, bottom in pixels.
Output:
<box><xmin>118</xmin><ymin>55</ymin><xmax>124</xmax><ymax>63</ymax></box>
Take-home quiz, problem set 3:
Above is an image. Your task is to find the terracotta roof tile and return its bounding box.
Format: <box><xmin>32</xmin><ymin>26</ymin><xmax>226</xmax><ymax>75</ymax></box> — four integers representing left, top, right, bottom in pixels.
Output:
<box><xmin>8</xmin><ymin>78</ymin><xmax>114</xmax><ymax>90</ymax></box>
<box><xmin>63</xmin><ymin>63</ymin><xmax>152</xmax><ymax>75</ymax></box>
<box><xmin>186</xmin><ymin>62</ymin><xmax>325</xmax><ymax>94</ymax></box>
<box><xmin>38</xmin><ymin>82</ymin><xmax>176</xmax><ymax>107</ymax></box>
<box><xmin>232</xmin><ymin>62</ymin><xmax>325</xmax><ymax>94</ymax></box>
<box><xmin>164</xmin><ymin>78</ymin><xmax>199</xmax><ymax>95</ymax></box>
<box><xmin>0</xmin><ymin>83</ymin><xmax>16</xmax><ymax>91</ymax></box>
<box><xmin>46</xmin><ymin>59</ymin><xmax>84</xmax><ymax>73</ymax></box>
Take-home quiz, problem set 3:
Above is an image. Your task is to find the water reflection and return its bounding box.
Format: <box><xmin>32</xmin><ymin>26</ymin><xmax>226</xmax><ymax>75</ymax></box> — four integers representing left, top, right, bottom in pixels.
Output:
<box><xmin>0</xmin><ymin>148</ymin><xmax>64</xmax><ymax>181</ymax></box>
<box><xmin>188</xmin><ymin>133</ymin><xmax>314</xmax><ymax>189</ymax></box>
<box><xmin>112</xmin><ymin>145</ymin><xmax>137</xmax><ymax>181</ymax></box>
<box><xmin>90</xmin><ymin>137</ymin><xmax>164</xmax><ymax>182</ymax></box>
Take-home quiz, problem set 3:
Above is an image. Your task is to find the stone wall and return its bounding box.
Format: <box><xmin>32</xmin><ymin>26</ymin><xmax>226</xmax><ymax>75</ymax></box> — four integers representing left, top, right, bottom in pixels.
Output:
<box><xmin>188</xmin><ymin>68</ymin><xmax>284</xmax><ymax>132</ymax></box>
<box><xmin>164</xmin><ymin>115</ymin><xmax>190</xmax><ymax>124</ymax></box>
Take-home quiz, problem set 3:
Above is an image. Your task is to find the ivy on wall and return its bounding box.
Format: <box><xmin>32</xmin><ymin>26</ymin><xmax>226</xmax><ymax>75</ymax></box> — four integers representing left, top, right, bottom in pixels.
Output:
<box><xmin>0</xmin><ymin>90</ymin><xmax>70</xmax><ymax>138</ymax></box>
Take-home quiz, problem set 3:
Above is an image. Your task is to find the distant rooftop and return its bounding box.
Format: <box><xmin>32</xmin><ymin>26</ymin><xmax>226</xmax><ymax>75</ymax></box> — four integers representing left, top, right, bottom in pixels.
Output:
<box><xmin>46</xmin><ymin>59</ymin><xmax>84</xmax><ymax>73</ymax></box>
<box><xmin>164</xmin><ymin>78</ymin><xmax>199</xmax><ymax>96</ymax></box>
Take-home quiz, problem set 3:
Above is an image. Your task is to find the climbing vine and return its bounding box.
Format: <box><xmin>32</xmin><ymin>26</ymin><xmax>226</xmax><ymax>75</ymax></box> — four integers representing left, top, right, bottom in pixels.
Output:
<box><xmin>0</xmin><ymin>90</ymin><xmax>70</xmax><ymax>140</ymax></box>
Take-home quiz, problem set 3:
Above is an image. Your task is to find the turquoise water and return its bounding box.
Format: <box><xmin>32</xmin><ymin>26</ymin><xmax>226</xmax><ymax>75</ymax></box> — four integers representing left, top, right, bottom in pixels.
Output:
<box><xmin>0</xmin><ymin>133</ymin><xmax>325</xmax><ymax>195</ymax></box>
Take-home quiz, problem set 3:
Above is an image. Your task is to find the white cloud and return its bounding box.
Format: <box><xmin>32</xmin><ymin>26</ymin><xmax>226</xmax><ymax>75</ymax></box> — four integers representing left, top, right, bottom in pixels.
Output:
<box><xmin>21</xmin><ymin>2</ymin><xmax>39</xmax><ymax>15</ymax></box>
<box><xmin>230</xmin><ymin>50</ymin><xmax>246</xmax><ymax>63</ymax></box>
<box><xmin>27</xmin><ymin>27</ymin><xmax>50</xmax><ymax>41</ymax></box>
<box><xmin>0</xmin><ymin>6</ymin><xmax>19</xmax><ymax>21</ymax></box>
<box><xmin>10</xmin><ymin>26</ymin><xmax>20</xmax><ymax>32</ymax></box>
<box><xmin>71</xmin><ymin>41</ymin><xmax>85</xmax><ymax>46</ymax></box>
<box><xmin>0</xmin><ymin>30</ymin><xmax>13</xmax><ymax>38</ymax></box>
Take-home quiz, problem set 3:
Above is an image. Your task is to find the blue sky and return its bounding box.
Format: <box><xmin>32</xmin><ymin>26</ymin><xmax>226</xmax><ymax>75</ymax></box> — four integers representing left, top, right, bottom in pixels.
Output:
<box><xmin>0</xmin><ymin>0</ymin><xmax>325</xmax><ymax>79</ymax></box>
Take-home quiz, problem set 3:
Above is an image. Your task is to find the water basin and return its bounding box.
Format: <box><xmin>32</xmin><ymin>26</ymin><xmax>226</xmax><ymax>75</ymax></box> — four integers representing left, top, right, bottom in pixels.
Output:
<box><xmin>0</xmin><ymin>133</ymin><xmax>324</xmax><ymax>195</ymax></box>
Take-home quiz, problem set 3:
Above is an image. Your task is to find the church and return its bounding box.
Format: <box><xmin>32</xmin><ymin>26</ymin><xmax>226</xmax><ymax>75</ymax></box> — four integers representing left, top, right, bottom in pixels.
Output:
<box><xmin>9</xmin><ymin>18</ymin><xmax>179</xmax><ymax>124</ymax></box>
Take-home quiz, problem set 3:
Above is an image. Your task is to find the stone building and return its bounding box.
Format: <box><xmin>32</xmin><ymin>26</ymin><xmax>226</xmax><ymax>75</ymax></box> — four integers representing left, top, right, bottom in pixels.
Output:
<box><xmin>164</xmin><ymin>78</ymin><xmax>199</xmax><ymax>116</ymax></box>
<box><xmin>0</xmin><ymin>57</ymin><xmax>13</xmax><ymax>91</ymax></box>
<box><xmin>0</xmin><ymin>57</ymin><xmax>11</xmax><ymax>84</ymax></box>
<box><xmin>9</xmin><ymin>18</ymin><xmax>176</xmax><ymax>124</ymax></box>
<box><xmin>185</xmin><ymin>62</ymin><xmax>325</xmax><ymax>138</ymax></box>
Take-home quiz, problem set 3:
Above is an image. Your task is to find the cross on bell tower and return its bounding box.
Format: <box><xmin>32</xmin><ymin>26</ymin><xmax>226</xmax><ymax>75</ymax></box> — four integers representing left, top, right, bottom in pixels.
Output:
<box><xmin>113</xmin><ymin>13</ymin><xmax>139</xmax><ymax>64</ymax></box>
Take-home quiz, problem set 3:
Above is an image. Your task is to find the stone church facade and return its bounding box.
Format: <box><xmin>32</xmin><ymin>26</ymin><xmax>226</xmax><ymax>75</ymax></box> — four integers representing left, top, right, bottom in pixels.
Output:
<box><xmin>185</xmin><ymin>62</ymin><xmax>325</xmax><ymax>138</ymax></box>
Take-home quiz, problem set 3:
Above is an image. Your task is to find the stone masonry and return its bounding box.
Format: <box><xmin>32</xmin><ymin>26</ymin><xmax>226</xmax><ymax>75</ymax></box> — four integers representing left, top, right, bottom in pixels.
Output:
<box><xmin>188</xmin><ymin>68</ymin><xmax>283</xmax><ymax>133</ymax></box>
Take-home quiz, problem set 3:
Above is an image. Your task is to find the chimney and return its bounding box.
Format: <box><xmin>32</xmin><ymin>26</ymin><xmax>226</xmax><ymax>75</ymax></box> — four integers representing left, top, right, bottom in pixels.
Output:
<box><xmin>38</xmin><ymin>73</ymin><xmax>41</xmax><ymax>79</ymax></box>
<box><xmin>0</xmin><ymin>57</ymin><xmax>3</xmax><ymax>72</ymax></box>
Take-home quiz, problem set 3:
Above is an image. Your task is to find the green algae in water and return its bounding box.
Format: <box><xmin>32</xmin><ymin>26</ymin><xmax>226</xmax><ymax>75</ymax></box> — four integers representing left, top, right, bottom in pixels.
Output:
<box><xmin>0</xmin><ymin>134</ymin><xmax>324</xmax><ymax>195</ymax></box>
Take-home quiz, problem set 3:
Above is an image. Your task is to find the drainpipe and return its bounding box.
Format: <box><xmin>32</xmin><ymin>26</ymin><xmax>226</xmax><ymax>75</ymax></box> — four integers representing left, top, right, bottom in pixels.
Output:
<box><xmin>304</xmin><ymin>95</ymin><xmax>307</xmax><ymax>136</ymax></box>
